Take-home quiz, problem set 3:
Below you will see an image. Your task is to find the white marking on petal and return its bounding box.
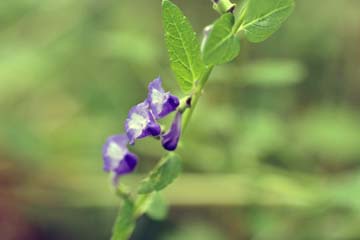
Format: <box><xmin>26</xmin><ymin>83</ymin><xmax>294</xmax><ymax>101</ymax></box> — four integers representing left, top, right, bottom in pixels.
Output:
<box><xmin>107</xmin><ymin>142</ymin><xmax>126</xmax><ymax>168</ymax></box>
<box><xmin>151</xmin><ymin>89</ymin><xmax>166</xmax><ymax>114</ymax></box>
<box><xmin>128</xmin><ymin>113</ymin><xmax>148</xmax><ymax>138</ymax></box>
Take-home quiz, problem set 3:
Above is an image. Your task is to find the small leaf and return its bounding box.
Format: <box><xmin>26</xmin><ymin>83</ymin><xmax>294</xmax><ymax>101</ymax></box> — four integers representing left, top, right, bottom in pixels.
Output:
<box><xmin>162</xmin><ymin>0</ymin><xmax>205</xmax><ymax>93</ymax></box>
<box><xmin>239</xmin><ymin>0</ymin><xmax>295</xmax><ymax>43</ymax></box>
<box><xmin>203</xmin><ymin>13</ymin><xmax>240</xmax><ymax>65</ymax></box>
<box><xmin>111</xmin><ymin>199</ymin><xmax>135</xmax><ymax>240</ymax></box>
<box><xmin>146</xmin><ymin>192</ymin><xmax>169</xmax><ymax>220</ymax></box>
<box><xmin>138</xmin><ymin>153</ymin><xmax>182</xmax><ymax>194</ymax></box>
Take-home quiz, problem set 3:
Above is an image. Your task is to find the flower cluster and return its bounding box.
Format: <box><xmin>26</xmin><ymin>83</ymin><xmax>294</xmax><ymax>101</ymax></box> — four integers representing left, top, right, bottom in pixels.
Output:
<box><xmin>102</xmin><ymin>78</ymin><xmax>183</xmax><ymax>183</ymax></box>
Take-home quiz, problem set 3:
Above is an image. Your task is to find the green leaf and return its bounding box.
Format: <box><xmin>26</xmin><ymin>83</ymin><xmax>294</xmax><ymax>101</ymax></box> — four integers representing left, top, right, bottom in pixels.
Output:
<box><xmin>138</xmin><ymin>153</ymin><xmax>182</xmax><ymax>194</ymax></box>
<box><xmin>162</xmin><ymin>0</ymin><xmax>205</xmax><ymax>93</ymax></box>
<box><xmin>203</xmin><ymin>13</ymin><xmax>240</xmax><ymax>65</ymax></box>
<box><xmin>145</xmin><ymin>192</ymin><xmax>169</xmax><ymax>220</ymax></box>
<box><xmin>239</xmin><ymin>0</ymin><xmax>295</xmax><ymax>43</ymax></box>
<box><xmin>111</xmin><ymin>199</ymin><xmax>135</xmax><ymax>240</ymax></box>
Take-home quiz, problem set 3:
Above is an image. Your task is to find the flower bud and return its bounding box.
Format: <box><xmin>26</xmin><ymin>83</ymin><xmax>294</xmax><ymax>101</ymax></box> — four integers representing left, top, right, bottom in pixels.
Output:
<box><xmin>161</xmin><ymin>111</ymin><xmax>182</xmax><ymax>151</ymax></box>
<box><xmin>212</xmin><ymin>0</ymin><xmax>236</xmax><ymax>14</ymax></box>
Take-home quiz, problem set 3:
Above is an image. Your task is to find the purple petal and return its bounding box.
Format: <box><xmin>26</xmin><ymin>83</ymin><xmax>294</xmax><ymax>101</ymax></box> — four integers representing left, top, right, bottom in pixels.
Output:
<box><xmin>125</xmin><ymin>101</ymin><xmax>161</xmax><ymax>144</ymax></box>
<box><xmin>147</xmin><ymin>77</ymin><xmax>180</xmax><ymax>119</ymax></box>
<box><xmin>161</xmin><ymin>111</ymin><xmax>182</xmax><ymax>151</ymax></box>
<box><xmin>158</xmin><ymin>94</ymin><xmax>180</xmax><ymax>118</ymax></box>
<box><xmin>145</xmin><ymin>122</ymin><xmax>161</xmax><ymax>136</ymax></box>
<box><xmin>114</xmin><ymin>152</ymin><xmax>138</xmax><ymax>175</ymax></box>
<box><xmin>102</xmin><ymin>134</ymin><xmax>129</xmax><ymax>172</ymax></box>
<box><xmin>102</xmin><ymin>134</ymin><xmax>138</xmax><ymax>183</ymax></box>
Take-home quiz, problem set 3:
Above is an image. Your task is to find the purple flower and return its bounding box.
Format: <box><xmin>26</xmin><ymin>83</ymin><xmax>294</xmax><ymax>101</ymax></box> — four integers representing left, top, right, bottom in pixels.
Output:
<box><xmin>102</xmin><ymin>78</ymin><xmax>181</xmax><ymax>183</ymax></box>
<box><xmin>161</xmin><ymin>111</ymin><xmax>182</xmax><ymax>151</ymax></box>
<box><xmin>102</xmin><ymin>134</ymin><xmax>138</xmax><ymax>184</ymax></box>
<box><xmin>125</xmin><ymin>101</ymin><xmax>161</xmax><ymax>144</ymax></box>
<box><xmin>147</xmin><ymin>77</ymin><xmax>180</xmax><ymax>119</ymax></box>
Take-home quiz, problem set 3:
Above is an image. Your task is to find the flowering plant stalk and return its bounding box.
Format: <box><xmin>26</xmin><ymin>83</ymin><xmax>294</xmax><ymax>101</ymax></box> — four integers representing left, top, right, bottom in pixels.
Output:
<box><xmin>102</xmin><ymin>0</ymin><xmax>295</xmax><ymax>239</ymax></box>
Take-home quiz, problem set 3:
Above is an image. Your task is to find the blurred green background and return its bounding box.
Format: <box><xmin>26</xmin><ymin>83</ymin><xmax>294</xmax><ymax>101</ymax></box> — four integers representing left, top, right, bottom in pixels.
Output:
<box><xmin>1</xmin><ymin>0</ymin><xmax>360</xmax><ymax>239</ymax></box>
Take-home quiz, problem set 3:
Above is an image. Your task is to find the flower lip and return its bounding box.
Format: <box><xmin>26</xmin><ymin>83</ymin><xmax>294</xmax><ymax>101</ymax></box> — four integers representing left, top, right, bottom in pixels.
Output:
<box><xmin>146</xmin><ymin>122</ymin><xmax>162</xmax><ymax>136</ymax></box>
<box><xmin>113</xmin><ymin>152</ymin><xmax>138</xmax><ymax>175</ymax></box>
<box><xmin>148</xmin><ymin>77</ymin><xmax>180</xmax><ymax>119</ymax></box>
<box><xmin>102</xmin><ymin>134</ymin><xmax>138</xmax><ymax>184</ymax></box>
<box><xmin>161</xmin><ymin>111</ymin><xmax>182</xmax><ymax>151</ymax></box>
<box><xmin>168</xmin><ymin>95</ymin><xmax>180</xmax><ymax>108</ymax></box>
<box><xmin>125</xmin><ymin>101</ymin><xmax>161</xmax><ymax>144</ymax></box>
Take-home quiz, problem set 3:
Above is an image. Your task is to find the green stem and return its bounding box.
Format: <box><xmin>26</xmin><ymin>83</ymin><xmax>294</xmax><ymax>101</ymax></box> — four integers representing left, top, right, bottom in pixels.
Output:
<box><xmin>182</xmin><ymin>66</ymin><xmax>214</xmax><ymax>133</ymax></box>
<box><xmin>134</xmin><ymin>193</ymin><xmax>154</xmax><ymax>217</ymax></box>
<box><xmin>233</xmin><ymin>1</ymin><xmax>248</xmax><ymax>34</ymax></box>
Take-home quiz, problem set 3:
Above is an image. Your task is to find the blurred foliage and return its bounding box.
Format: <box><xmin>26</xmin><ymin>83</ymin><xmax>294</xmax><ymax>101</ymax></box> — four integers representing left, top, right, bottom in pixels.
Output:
<box><xmin>0</xmin><ymin>0</ymin><xmax>360</xmax><ymax>239</ymax></box>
